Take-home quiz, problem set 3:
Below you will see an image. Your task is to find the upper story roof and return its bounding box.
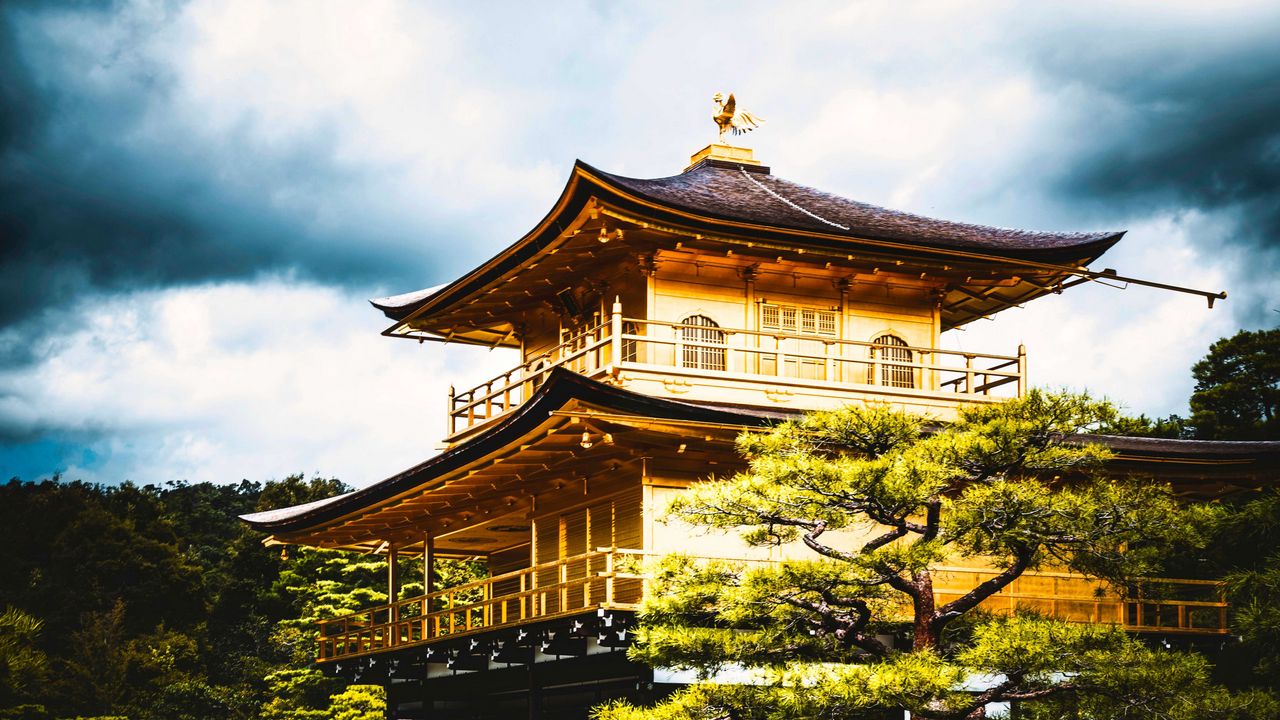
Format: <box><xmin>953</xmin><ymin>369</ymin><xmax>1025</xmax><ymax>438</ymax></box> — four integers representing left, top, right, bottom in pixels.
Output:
<box><xmin>372</xmin><ymin>159</ymin><xmax>1123</xmax><ymax>335</ymax></box>
<box><xmin>593</xmin><ymin>159</ymin><xmax>1120</xmax><ymax>256</ymax></box>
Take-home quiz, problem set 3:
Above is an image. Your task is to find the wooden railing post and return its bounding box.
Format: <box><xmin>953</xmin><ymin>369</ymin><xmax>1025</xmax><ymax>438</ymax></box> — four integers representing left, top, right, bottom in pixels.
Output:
<box><xmin>447</xmin><ymin>385</ymin><xmax>456</xmax><ymax>435</ymax></box>
<box><xmin>560</xmin><ymin>562</ymin><xmax>568</xmax><ymax>612</ymax></box>
<box><xmin>605</xmin><ymin>550</ymin><xmax>615</xmax><ymax>606</ymax></box>
<box><xmin>1016</xmin><ymin>344</ymin><xmax>1027</xmax><ymax>397</ymax></box>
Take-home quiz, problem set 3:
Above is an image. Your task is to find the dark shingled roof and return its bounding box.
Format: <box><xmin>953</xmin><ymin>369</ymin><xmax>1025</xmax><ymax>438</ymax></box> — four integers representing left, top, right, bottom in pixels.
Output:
<box><xmin>1086</xmin><ymin>434</ymin><xmax>1280</xmax><ymax>460</ymax></box>
<box><xmin>372</xmin><ymin>159</ymin><xmax>1123</xmax><ymax>320</ymax></box>
<box><xmin>594</xmin><ymin>159</ymin><xmax>1123</xmax><ymax>254</ymax></box>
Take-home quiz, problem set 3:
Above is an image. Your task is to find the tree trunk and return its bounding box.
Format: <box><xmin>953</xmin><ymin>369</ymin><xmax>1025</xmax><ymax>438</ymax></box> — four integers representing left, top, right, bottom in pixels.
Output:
<box><xmin>912</xmin><ymin>570</ymin><xmax>939</xmax><ymax>649</ymax></box>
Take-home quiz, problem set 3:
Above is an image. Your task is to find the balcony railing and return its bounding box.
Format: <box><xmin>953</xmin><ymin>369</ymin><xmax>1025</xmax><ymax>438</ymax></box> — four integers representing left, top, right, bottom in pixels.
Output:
<box><xmin>446</xmin><ymin>302</ymin><xmax>1027</xmax><ymax>436</ymax></box>
<box><xmin>315</xmin><ymin>549</ymin><xmax>1227</xmax><ymax>662</ymax></box>
<box><xmin>317</xmin><ymin>548</ymin><xmax>644</xmax><ymax>662</ymax></box>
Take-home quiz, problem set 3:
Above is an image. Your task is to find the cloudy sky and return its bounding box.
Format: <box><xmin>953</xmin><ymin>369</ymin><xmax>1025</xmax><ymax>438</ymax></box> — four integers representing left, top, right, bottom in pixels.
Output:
<box><xmin>1</xmin><ymin>0</ymin><xmax>1277</xmax><ymax>487</ymax></box>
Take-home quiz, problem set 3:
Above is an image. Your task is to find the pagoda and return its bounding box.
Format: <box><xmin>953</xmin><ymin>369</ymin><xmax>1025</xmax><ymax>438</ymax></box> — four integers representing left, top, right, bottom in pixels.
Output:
<box><xmin>242</xmin><ymin>126</ymin><xmax>1277</xmax><ymax>719</ymax></box>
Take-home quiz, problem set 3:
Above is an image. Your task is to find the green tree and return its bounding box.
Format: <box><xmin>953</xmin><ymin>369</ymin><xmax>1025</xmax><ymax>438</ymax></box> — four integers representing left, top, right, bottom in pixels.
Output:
<box><xmin>1197</xmin><ymin>488</ymin><xmax>1280</xmax><ymax>693</ymax></box>
<box><xmin>597</xmin><ymin>392</ymin><xmax>1268</xmax><ymax>720</ymax></box>
<box><xmin>328</xmin><ymin>684</ymin><xmax>385</xmax><ymax>720</ymax></box>
<box><xmin>0</xmin><ymin>474</ymin><xmax>380</xmax><ymax>720</ymax></box>
<box><xmin>1095</xmin><ymin>412</ymin><xmax>1187</xmax><ymax>439</ymax></box>
<box><xmin>0</xmin><ymin>606</ymin><xmax>49</xmax><ymax>719</ymax></box>
<box><xmin>1188</xmin><ymin>328</ymin><xmax>1280</xmax><ymax>440</ymax></box>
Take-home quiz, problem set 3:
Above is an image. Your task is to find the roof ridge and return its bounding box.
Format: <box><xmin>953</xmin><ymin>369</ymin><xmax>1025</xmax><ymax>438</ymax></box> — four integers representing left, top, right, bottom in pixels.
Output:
<box><xmin>737</xmin><ymin>166</ymin><xmax>850</xmax><ymax>231</ymax></box>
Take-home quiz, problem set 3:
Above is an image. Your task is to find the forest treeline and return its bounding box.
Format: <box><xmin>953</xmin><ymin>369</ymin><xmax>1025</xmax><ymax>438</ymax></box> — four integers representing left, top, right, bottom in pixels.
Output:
<box><xmin>0</xmin><ymin>475</ymin><xmax>480</xmax><ymax>720</ymax></box>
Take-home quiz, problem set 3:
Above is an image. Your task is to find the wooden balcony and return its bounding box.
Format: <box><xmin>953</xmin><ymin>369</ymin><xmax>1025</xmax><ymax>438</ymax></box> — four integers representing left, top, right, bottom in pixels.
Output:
<box><xmin>315</xmin><ymin>549</ymin><xmax>1227</xmax><ymax>663</ymax></box>
<box><xmin>446</xmin><ymin>303</ymin><xmax>1027</xmax><ymax>438</ymax></box>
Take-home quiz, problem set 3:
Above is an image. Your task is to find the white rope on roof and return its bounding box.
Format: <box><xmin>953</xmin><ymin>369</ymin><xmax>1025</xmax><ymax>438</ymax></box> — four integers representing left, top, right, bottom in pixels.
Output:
<box><xmin>739</xmin><ymin>167</ymin><xmax>850</xmax><ymax>231</ymax></box>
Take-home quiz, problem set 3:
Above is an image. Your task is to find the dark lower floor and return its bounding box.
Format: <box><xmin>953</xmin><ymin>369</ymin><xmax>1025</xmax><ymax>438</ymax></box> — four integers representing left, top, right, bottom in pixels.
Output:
<box><xmin>389</xmin><ymin>653</ymin><xmax>669</xmax><ymax>720</ymax></box>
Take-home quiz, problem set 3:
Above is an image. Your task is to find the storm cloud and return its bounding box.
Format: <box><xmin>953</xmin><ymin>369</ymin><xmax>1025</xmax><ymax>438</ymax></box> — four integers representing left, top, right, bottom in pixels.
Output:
<box><xmin>1021</xmin><ymin>8</ymin><xmax>1280</xmax><ymax>323</ymax></box>
<box><xmin>0</xmin><ymin>0</ymin><xmax>1277</xmax><ymax>485</ymax></box>
<box><xmin>0</xmin><ymin>2</ymin><xmax>426</xmax><ymax>332</ymax></box>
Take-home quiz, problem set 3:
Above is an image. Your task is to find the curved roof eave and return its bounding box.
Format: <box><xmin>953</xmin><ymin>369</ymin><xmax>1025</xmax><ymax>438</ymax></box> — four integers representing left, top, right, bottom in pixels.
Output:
<box><xmin>374</xmin><ymin>159</ymin><xmax>1124</xmax><ymax>323</ymax></box>
<box><xmin>237</xmin><ymin>368</ymin><xmax>781</xmax><ymax>535</ymax></box>
<box><xmin>375</xmin><ymin>162</ymin><xmax>600</xmax><ymax>323</ymax></box>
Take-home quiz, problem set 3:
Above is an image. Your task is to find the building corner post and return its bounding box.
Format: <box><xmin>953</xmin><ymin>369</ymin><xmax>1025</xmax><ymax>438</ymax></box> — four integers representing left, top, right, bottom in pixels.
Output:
<box><xmin>610</xmin><ymin>297</ymin><xmax>623</xmax><ymax>368</ymax></box>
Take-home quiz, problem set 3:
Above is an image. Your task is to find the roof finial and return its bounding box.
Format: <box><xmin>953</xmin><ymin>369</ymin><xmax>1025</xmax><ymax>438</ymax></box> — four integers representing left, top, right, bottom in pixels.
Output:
<box><xmin>712</xmin><ymin>92</ymin><xmax>764</xmax><ymax>145</ymax></box>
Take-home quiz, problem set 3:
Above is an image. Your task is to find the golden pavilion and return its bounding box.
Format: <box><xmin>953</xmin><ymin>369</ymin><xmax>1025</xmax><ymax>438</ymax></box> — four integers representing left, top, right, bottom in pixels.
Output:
<box><xmin>241</xmin><ymin>134</ymin><xmax>1277</xmax><ymax>719</ymax></box>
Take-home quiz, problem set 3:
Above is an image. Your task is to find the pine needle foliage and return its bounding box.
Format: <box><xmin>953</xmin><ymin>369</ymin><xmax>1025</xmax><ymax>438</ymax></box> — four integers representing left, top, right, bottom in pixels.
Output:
<box><xmin>596</xmin><ymin>391</ymin><xmax>1269</xmax><ymax>720</ymax></box>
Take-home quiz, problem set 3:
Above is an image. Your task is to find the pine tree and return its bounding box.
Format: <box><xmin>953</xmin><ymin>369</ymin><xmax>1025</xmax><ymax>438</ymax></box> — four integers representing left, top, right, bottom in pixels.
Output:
<box><xmin>597</xmin><ymin>391</ymin><xmax>1277</xmax><ymax>720</ymax></box>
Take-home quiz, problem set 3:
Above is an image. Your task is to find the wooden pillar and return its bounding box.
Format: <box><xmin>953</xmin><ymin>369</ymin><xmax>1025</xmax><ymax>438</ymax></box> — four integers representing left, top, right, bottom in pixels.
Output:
<box><xmin>423</xmin><ymin>534</ymin><xmax>435</xmax><ymax>598</ymax></box>
<box><xmin>387</xmin><ymin>542</ymin><xmax>399</xmax><ymax>607</ymax></box>
<box><xmin>743</xmin><ymin>264</ymin><xmax>758</xmax><ymax>375</ymax></box>
<box><xmin>837</xmin><ymin>278</ymin><xmax>850</xmax><ymax>383</ymax></box>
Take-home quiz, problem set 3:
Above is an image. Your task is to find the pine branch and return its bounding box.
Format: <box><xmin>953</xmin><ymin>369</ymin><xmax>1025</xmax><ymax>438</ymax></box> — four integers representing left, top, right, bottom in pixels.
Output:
<box><xmin>931</xmin><ymin>549</ymin><xmax>1033</xmax><ymax>631</ymax></box>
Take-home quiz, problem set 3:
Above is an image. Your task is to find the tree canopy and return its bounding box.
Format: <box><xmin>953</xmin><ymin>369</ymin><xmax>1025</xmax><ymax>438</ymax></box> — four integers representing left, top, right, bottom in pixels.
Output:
<box><xmin>1188</xmin><ymin>328</ymin><xmax>1280</xmax><ymax>440</ymax></box>
<box><xmin>0</xmin><ymin>475</ymin><xmax>457</xmax><ymax>720</ymax></box>
<box><xmin>598</xmin><ymin>392</ymin><xmax>1274</xmax><ymax>720</ymax></box>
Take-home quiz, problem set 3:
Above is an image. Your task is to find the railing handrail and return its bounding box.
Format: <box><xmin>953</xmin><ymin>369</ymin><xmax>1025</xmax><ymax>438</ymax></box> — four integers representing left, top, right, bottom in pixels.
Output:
<box><xmin>318</xmin><ymin>548</ymin><xmax>1226</xmax><ymax>629</ymax></box>
<box><xmin>623</xmin><ymin>317</ymin><xmax>1022</xmax><ymax>362</ymax></box>
<box><xmin>599</xmin><ymin>548</ymin><xmax>1226</xmax><ymax>590</ymax></box>
<box><xmin>314</xmin><ymin>548</ymin><xmax>1228</xmax><ymax>660</ymax></box>
<box><xmin>617</xmin><ymin>333</ymin><xmax>1022</xmax><ymax>379</ymax></box>
<box><xmin>317</xmin><ymin>548</ymin><xmax>616</xmax><ymax>629</ymax></box>
<box><xmin>445</xmin><ymin>305</ymin><xmax>1030</xmax><ymax>436</ymax></box>
<box><xmin>451</xmin><ymin>321</ymin><xmax>611</xmax><ymax>404</ymax></box>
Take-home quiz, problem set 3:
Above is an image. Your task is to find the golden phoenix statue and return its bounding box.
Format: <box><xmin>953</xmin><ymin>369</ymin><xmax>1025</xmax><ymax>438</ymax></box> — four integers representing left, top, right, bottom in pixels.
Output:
<box><xmin>712</xmin><ymin>92</ymin><xmax>764</xmax><ymax>144</ymax></box>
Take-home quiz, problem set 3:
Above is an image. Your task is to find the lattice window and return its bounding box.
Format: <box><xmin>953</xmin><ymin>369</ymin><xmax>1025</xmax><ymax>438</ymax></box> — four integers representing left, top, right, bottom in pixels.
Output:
<box><xmin>817</xmin><ymin>311</ymin><xmax>837</xmax><ymax>335</ymax></box>
<box><xmin>760</xmin><ymin>303</ymin><xmax>838</xmax><ymax>336</ymax></box>
<box><xmin>680</xmin><ymin>315</ymin><xmax>726</xmax><ymax>371</ymax></box>
<box><xmin>869</xmin><ymin>334</ymin><xmax>915</xmax><ymax>388</ymax></box>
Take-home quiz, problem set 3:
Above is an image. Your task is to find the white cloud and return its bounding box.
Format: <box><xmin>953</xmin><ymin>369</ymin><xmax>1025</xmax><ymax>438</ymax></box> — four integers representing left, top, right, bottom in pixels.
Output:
<box><xmin>0</xmin><ymin>281</ymin><xmax>515</xmax><ymax>486</ymax></box>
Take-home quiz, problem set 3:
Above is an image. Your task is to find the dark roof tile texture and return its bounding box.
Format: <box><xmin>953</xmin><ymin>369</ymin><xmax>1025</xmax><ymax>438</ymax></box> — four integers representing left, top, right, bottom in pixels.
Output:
<box><xmin>593</xmin><ymin>159</ymin><xmax>1122</xmax><ymax>253</ymax></box>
